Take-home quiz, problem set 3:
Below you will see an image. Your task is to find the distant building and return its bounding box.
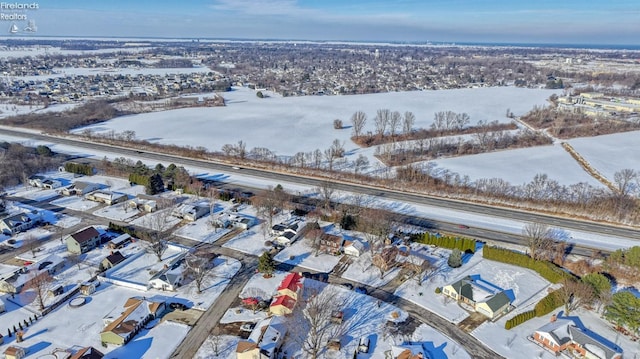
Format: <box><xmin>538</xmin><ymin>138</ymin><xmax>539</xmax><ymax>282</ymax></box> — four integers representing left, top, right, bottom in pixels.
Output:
<box><xmin>100</xmin><ymin>251</ymin><xmax>126</xmax><ymax>271</ymax></box>
<box><xmin>86</xmin><ymin>190</ymin><xmax>127</xmax><ymax>205</ymax></box>
<box><xmin>442</xmin><ymin>275</ymin><xmax>511</xmax><ymax>319</ymax></box>
<box><xmin>70</xmin><ymin>347</ymin><xmax>104</xmax><ymax>359</ymax></box>
<box><xmin>236</xmin><ymin>316</ymin><xmax>287</xmax><ymax>359</ymax></box>
<box><xmin>0</xmin><ymin>211</ymin><xmax>41</xmax><ymax>235</ymax></box>
<box><xmin>269</xmin><ymin>272</ymin><xmax>303</xmax><ymax>316</ymax></box>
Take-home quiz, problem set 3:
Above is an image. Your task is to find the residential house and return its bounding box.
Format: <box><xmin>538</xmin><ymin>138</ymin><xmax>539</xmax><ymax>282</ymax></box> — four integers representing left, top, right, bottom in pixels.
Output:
<box><xmin>343</xmin><ymin>240</ymin><xmax>365</xmax><ymax>257</ymax></box>
<box><xmin>234</xmin><ymin>217</ymin><xmax>255</xmax><ymax>230</ymax></box>
<box><xmin>42</xmin><ymin>179</ymin><xmax>62</xmax><ymax>189</ymax></box>
<box><xmin>101</xmin><ymin>297</ymin><xmax>166</xmax><ymax>345</ymax></box>
<box><xmin>319</xmin><ymin>233</ymin><xmax>343</xmax><ymax>255</ymax></box>
<box><xmin>391</xmin><ymin>345</ymin><xmax>425</xmax><ymax>359</ymax></box>
<box><xmin>269</xmin><ymin>295</ymin><xmax>297</xmax><ymax>316</ymax></box>
<box><xmin>171</xmin><ymin>202</ymin><xmax>209</xmax><ymax>222</ymax></box>
<box><xmin>66</xmin><ymin>227</ymin><xmax>102</xmax><ymax>254</ymax></box>
<box><xmin>3</xmin><ymin>346</ymin><xmax>26</xmax><ymax>359</ymax></box>
<box><xmin>126</xmin><ymin>194</ymin><xmax>157</xmax><ymax>213</ymax></box>
<box><xmin>0</xmin><ymin>211</ymin><xmax>41</xmax><ymax>235</ymax></box>
<box><xmin>532</xmin><ymin>318</ymin><xmax>623</xmax><ymax>359</ymax></box>
<box><xmin>442</xmin><ymin>275</ymin><xmax>512</xmax><ymax>319</ymax></box>
<box><xmin>100</xmin><ymin>251</ymin><xmax>126</xmax><ymax>271</ymax></box>
<box><xmin>108</xmin><ymin>234</ymin><xmax>132</xmax><ymax>250</ymax></box>
<box><xmin>236</xmin><ymin>316</ymin><xmax>287</xmax><ymax>359</ymax></box>
<box><xmin>475</xmin><ymin>291</ymin><xmax>511</xmax><ymax>319</ymax></box>
<box><xmin>69</xmin><ymin>347</ymin><xmax>104</xmax><ymax>359</ymax></box>
<box><xmin>28</xmin><ymin>175</ymin><xmax>46</xmax><ymax>187</ymax></box>
<box><xmin>61</xmin><ymin>181</ymin><xmax>101</xmax><ymax>196</ymax></box>
<box><xmin>85</xmin><ymin>190</ymin><xmax>128</xmax><ymax>205</ymax></box>
<box><xmin>148</xmin><ymin>252</ymin><xmax>188</xmax><ymax>291</ymax></box>
<box><xmin>28</xmin><ymin>175</ymin><xmax>62</xmax><ymax>190</ymax></box>
<box><xmin>269</xmin><ymin>272</ymin><xmax>303</xmax><ymax>316</ymax></box>
<box><xmin>275</xmin><ymin>272</ymin><xmax>303</xmax><ymax>300</ymax></box>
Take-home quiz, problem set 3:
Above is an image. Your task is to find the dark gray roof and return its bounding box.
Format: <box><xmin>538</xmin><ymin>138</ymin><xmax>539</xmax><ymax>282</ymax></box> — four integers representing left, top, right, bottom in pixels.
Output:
<box><xmin>483</xmin><ymin>291</ymin><xmax>511</xmax><ymax>312</ymax></box>
<box><xmin>568</xmin><ymin>326</ymin><xmax>622</xmax><ymax>359</ymax></box>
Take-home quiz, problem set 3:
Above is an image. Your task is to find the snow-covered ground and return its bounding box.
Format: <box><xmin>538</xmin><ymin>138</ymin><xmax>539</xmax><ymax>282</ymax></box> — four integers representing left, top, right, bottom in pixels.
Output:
<box><xmin>570</xmin><ymin>130</ymin><xmax>640</xmax><ymax>183</ymax></box>
<box><xmin>342</xmin><ymin>251</ymin><xmax>403</xmax><ymax>288</ymax></box>
<box><xmin>430</xmin><ymin>142</ymin><xmax>604</xmax><ymax>187</ymax></box>
<box><xmin>72</xmin><ymin>86</ymin><xmax>556</xmax><ymax>163</ymax></box>
<box><xmin>273</xmin><ymin>238</ymin><xmax>343</xmax><ymax>273</ymax></box>
<box><xmin>93</xmin><ymin>202</ymin><xmax>142</xmax><ymax>222</ymax></box>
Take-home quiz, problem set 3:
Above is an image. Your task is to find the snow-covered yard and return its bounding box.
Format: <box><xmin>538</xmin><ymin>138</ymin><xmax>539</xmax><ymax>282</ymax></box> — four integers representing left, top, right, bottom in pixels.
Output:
<box><xmin>93</xmin><ymin>202</ymin><xmax>142</xmax><ymax>222</ymax></box>
<box><xmin>274</xmin><ymin>239</ymin><xmax>343</xmax><ymax>273</ymax></box>
<box><xmin>50</xmin><ymin>196</ymin><xmax>100</xmax><ymax>211</ymax></box>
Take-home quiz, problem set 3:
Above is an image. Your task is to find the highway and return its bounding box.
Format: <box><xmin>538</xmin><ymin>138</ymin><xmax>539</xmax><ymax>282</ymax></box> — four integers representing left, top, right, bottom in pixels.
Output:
<box><xmin>1</xmin><ymin>127</ymin><xmax>638</xmax><ymax>248</ymax></box>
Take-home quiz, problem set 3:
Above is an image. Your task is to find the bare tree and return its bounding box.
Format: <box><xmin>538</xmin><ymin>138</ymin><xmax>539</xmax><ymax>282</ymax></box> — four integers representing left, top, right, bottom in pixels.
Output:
<box><xmin>522</xmin><ymin>222</ymin><xmax>554</xmax><ymax>261</ymax></box>
<box><xmin>323</xmin><ymin>148</ymin><xmax>335</xmax><ymax>171</ymax></box>
<box><xmin>142</xmin><ymin>210</ymin><xmax>173</xmax><ymax>262</ymax></box>
<box><xmin>66</xmin><ymin>253</ymin><xmax>83</xmax><ymax>270</ymax></box>
<box><xmin>252</xmin><ymin>187</ymin><xmax>281</xmax><ymax>230</ymax></box>
<box><xmin>372</xmin><ymin>246</ymin><xmax>399</xmax><ymax>279</ymax></box>
<box><xmin>353</xmin><ymin>154</ymin><xmax>369</xmax><ymax>174</ymax></box>
<box><xmin>306</xmin><ymin>225</ymin><xmax>324</xmax><ymax>257</ymax></box>
<box><xmin>613</xmin><ymin>168</ymin><xmax>637</xmax><ymax>198</ymax></box>
<box><xmin>23</xmin><ymin>234</ymin><xmax>39</xmax><ymax>257</ymax></box>
<box><xmin>351</xmin><ymin>111</ymin><xmax>367</xmax><ymax>138</ymax></box>
<box><xmin>404</xmin><ymin>256</ymin><xmax>436</xmax><ymax>286</ymax></box>
<box><xmin>316</xmin><ymin>181</ymin><xmax>336</xmax><ymax>211</ymax></box>
<box><xmin>185</xmin><ymin>250</ymin><xmax>215</xmax><ymax>293</ymax></box>
<box><xmin>357</xmin><ymin>208</ymin><xmax>394</xmax><ymax>256</ymax></box>
<box><xmin>374</xmin><ymin>109</ymin><xmax>390</xmax><ymax>137</ymax></box>
<box><xmin>558</xmin><ymin>278</ymin><xmax>595</xmax><ymax>315</ymax></box>
<box><xmin>24</xmin><ymin>271</ymin><xmax>53</xmax><ymax>311</ymax></box>
<box><xmin>402</xmin><ymin>111</ymin><xmax>415</xmax><ymax>134</ymax></box>
<box><xmin>289</xmin><ymin>286</ymin><xmax>345</xmax><ymax>359</ymax></box>
<box><xmin>208</xmin><ymin>327</ymin><xmax>223</xmax><ymax>356</ymax></box>
<box><xmin>389</xmin><ymin>111</ymin><xmax>402</xmax><ymax>138</ymax></box>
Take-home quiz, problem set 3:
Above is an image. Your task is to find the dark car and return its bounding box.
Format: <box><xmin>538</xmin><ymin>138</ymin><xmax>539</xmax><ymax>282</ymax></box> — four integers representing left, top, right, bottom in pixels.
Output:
<box><xmin>170</xmin><ymin>302</ymin><xmax>189</xmax><ymax>311</ymax></box>
<box><xmin>355</xmin><ymin>286</ymin><xmax>368</xmax><ymax>295</ymax></box>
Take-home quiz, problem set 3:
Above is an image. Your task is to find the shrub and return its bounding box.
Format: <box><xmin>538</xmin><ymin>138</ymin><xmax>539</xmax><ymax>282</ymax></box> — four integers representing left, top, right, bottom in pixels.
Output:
<box><xmin>435</xmin><ymin>287</ymin><xmax>442</xmax><ymax>294</ymax></box>
<box><xmin>333</xmin><ymin>119</ymin><xmax>343</xmax><ymax>129</ymax></box>
<box><xmin>448</xmin><ymin>249</ymin><xmax>462</xmax><ymax>268</ymax></box>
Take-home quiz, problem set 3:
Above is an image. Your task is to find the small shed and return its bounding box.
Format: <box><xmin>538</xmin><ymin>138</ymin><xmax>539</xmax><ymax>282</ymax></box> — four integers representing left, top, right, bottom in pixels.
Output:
<box><xmin>330</xmin><ymin>310</ymin><xmax>344</xmax><ymax>324</ymax></box>
<box><xmin>48</xmin><ymin>285</ymin><xmax>64</xmax><ymax>297</ymax></box>
<box><xmin>327</xmin><ymin>338</ymin><xmax>341</xmax><ymax>351</ymax></box>
<box><xmin>3</xmin><ymin>346</ymin><xmax>26</xmax><ymax>359</ymax></box>
<box><xmin>80</xmin><ymin>282</ymin><xmax>96</xmax><ymax>295</ymax></box>
<box><xmin>108</xmin><ymin>234</ymin><xmax>132</xmax><ymax>249</ymax></box>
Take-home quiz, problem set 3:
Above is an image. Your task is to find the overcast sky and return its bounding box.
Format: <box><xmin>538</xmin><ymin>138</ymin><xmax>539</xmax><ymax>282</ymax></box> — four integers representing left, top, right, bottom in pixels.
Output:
<box><xmin>4</xmin><ymin>0</ymin><xmax>639</xmax><ymax>45</ymax></box>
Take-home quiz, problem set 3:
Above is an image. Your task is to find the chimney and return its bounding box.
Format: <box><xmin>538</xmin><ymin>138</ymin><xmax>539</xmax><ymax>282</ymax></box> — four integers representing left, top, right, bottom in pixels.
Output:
<box><xmin>550</xmin><ymin>314</ymin><xmax>557</xmax><ymax>323</ymax></box>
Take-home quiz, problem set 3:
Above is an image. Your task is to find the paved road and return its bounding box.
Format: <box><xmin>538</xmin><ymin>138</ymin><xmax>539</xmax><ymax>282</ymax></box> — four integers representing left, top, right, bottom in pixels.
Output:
<box><xmin>170</xmin><ymin>258</ymin><xmax>256</xmax><ymax>359</ymax></box>
<box><xmin>1</xmin><ymin>127</ymin><xmax>639</xmax><ymax>244</ymax></box>
<box><xmin>281</xmin><ymin>265</ymin><xmax>504</xmax><ymax>359</ymax></box>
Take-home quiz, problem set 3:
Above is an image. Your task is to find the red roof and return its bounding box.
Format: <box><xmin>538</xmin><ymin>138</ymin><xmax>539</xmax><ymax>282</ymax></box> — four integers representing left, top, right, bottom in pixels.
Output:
<box><xmin>277</xmin><ymin>272</ymin><xmax>303</xmax><ymax>292</ymax></box>
<box><xmin>242</xmin><ymin>297</ymin><xmax>259</xmax><ymax>305</ymax></box>
<box><xmin>270</xmin><ymin>295</ymin><xmax>296</xmax><ymax>310</ymax></box>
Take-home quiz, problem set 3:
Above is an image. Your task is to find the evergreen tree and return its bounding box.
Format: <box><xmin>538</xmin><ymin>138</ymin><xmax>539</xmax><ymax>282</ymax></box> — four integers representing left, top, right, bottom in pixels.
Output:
<box><xmin>258</xmin><ymin>252</ymin><xmax>276</xmax><ymax>277</ymax></box>
<box><xmin>605</xmin><ymin>291</ymin><xmax>640</xmax><ymax>332</ymax></box>
<box><xmin>146</xmin><ymin>173</ymin><xmax>165</xmax><ymax>195</ymax></box>
<box><xmin>582</xmin><ymin>273</ymin><xmax>611</xmax><ymax>299</ymax></box>
<box><xmin>448</xmin><ymin>249</ymin><xmax>463</xmax><ymax>268</ymax></box>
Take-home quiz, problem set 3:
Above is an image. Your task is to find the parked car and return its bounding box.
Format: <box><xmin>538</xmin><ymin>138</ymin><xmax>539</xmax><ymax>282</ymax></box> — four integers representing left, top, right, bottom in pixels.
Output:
<box><xmin>170</xmin><ymin>302</ymin><xmax>189</xmax><ymax>311</ymax></box>
<box><xmin>355</xmin><ymin>286</ymin><xmax>368</xmax><ymax>295</ymax></box>
<box><xmin>458</xmin><ymin>224</ymin><xmax>470</xmax><ymax>229</ymax></box>
<box><xmin>341</xmin><ymin>283</ymin><xmax>353</xmax><ymax>290</ymax></box>
<box><xmin>240</xmin><ymin>323</ymin><xmax>256</xmax><ymax>332</ymax></box>
<box><xmin>358</xmin><ymin>336</ymin><xmax>370</xmax><ymax>353</ymax></box>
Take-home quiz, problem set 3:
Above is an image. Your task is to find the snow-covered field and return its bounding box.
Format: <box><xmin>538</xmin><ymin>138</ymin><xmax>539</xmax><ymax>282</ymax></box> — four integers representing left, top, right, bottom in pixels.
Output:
<box><xmin>430</xmin><ymin>143</ymin><xmax>604</xmax><ymax>187</ymax></box>
<box><xmin>570</xmin><ymin>130</ymin><xmax>640</xmax><ymax>183</ymax></box>
<box><xmin>73</xmin><ymin>86</ymin><xmax>557</xmax><ymax>160</ymax></box>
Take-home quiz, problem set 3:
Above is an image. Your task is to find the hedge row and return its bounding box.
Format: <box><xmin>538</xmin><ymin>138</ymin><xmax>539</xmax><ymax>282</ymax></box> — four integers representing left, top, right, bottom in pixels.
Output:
<box><xmin>534</xmin><ymin>289</ymin><xmax>563</xmax><ymax>317</ymax></box>
<box><xmin>64</xmin><ymin>162</ymin><xmax>93</xmax><ymax>176</ymax></box>
<box><xmin>483</xmin><ymin>246</ymin><xmax>572</xmax><ymax>283</ymax></box>
<box><xmin>415</xmin><ymin>232</ymin><xmax>476</xmax><ymax>253</ymax></box>
<box><xmin>128</xmin><ymin>173</ymin><xmax>150</xmax><ymax>186</ymax></box>
<box><xmin>505</xmin><ymin>310</ymin><xmax>536</xmax><ymax>329</ymax></box>
<box><xmin>108</xmin><ymin>222</ymin><xmax>148</xmax><ymax>239</ymax></box>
